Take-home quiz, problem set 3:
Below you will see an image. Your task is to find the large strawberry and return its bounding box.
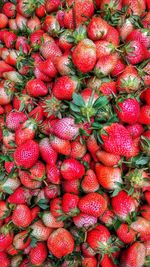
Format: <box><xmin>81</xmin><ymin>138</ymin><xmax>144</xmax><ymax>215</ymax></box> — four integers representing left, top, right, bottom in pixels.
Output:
<box><xmin>12</xmin><ymin>204</ymin><xmax>32</xmax><ymax>228</ymax></box>
<box><xmin>120</xmin><ymin>242</ymin><xmax>146</xmax><ymax>267</ymax></box>
<box><xmin>29</xmin><ymin>242</ymin><xmax>48</xmax><ymax>266</ymax></box>
<box><xmin>52</xmin><ymin>117</ymin><xmax>79</xmax><ymax>140</ymax></box>
<box><xmin>61</xmin><ymin>158</ymin><xmax>85</xmax><ymax>180</ymax></box>
<box><xmin>73</xmin><ymin>0</ymin><xmax>94</xmax><ymax>27</ymax></box>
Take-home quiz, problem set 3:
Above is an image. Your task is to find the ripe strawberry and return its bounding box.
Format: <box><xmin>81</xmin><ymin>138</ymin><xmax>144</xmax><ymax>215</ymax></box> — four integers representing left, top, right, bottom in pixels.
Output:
<box><xmin>99</xmin><ymin>209</ymin><xmax>115</xmax><ymax>226</ymax></box>
<box><xmin>117</xmin><ymin>65</ymin><xmax>141</xmax><ymax>93</ymax></box>
<box><xmin>63</xmin><ymin>8</ymin><xmax>75</xmax><ymax>30</ymax></box>
<box><xmin>54</xmin><ymin>53</ymin><xmax>71</xmax><ymax>76</ymax></box>
<box><xmin>38</xmin><ymin>58</ymin><xmax>57</xmax><ymax>78</ymax></box>
<box><xmin>29</xmin><ymin>242</ymin><xmax>48</xmax><ymax>266</ymax></box>
<box><xmin>62</xmin><ymin>193</ymin><xmax>79</xmax><ymax>215</ymax></box>
<box><xmin>14</xmin><ymin>140</ymin><xmax>39</xmax><ymax>169</ymax></box>
<box><xmin>62</xmin><ymin>179</ymin><xmax>80</xmax><ymax>194</ymax></box>
<box><xmin>45</xmin><ymin>0</ymin><xmax>60</xmax><ymax>13</ymax></box>
<box><xmin>13</xmin><ymin>230</ymin><xmax>30</xmax><ymax>250</ymax></box>
<box><xmin>120</xmin><ymin>242</ymin><xmax>146</xmax><ymax>267</ymax></box>
<box><xmin>145</xmin><ymin>191</ymin><xmax>150</xmax><ymax>205</ymax></box>
<box><xmin>19</xmin><ymin>170</ymin><xmax>42</xmax><ymax>189</ymax></box>
<box><xmin>95</xmin><ymin>164</ymin><xmax>122</xmax><ymax>190</ymax></box>
<box><xmin>95</xmin><ymin>40</ymin><xmax>116</xmax><ymax>59</ymax></box>
<box><xmin>2</xmin><ymin>128</ymin><xmax>15</xmax><ymax>149</ymax></box>
<box><xmin>73</xmin><ymin>213</ymin><xmax>97</xmax><ymax>228</ymax></box>
<box><xmin>115</xmin><ymin>97</ymin><xmax>140</xmax><ymax>124</ymax></box>
<box><xmin>39</xmin><ymin>137</ymin><xmax>58</xmax><ymax>165</ymax></box>
<box><xmin>42</xmin><ymin>211</ymin><xmax>64</xmax><ymax>228</ymax></box>
<box><xmin>130</xmin><ymin>216</ymin><xmax>150</xmax><ymax>241</ymax></box>
<box><xmin>6</xmin><ymin>111</ymin><xmax>27</xmax><ymax>131</ymax></box>
<box><xmin>0</xmin><ymin>226</ymin><xmax>13</xmax><ymax>252</ymax></box>
<box><xmin>100</xmin><ymin>123</ymin><xmax>133</xmax><ymax>156</ymax></box>
<box><xmin>143</xmin><ymin>61</ymin><xmax>150</xmax><ymax>86</ymax></box>
<box><xmin>40</xmin><ymin>39</ymin><xmax>62</xmax><ymax>61</ymax></box>
<box><xmin>125</xmin><ymin>40</ymin><xmax>149</xmax><ymax>65</ymax></box>
<box><xmin>0</xmin><ymin>251</ymin><xmax>10</xmax><ymax>267</ymax></box>
<box><xmin>78</xmin><ymin>192</ymin><xmax>107</xmax><ymax>217</ymax></box>
<box><xmin>50</xmin><ymin>197</ymin><xmax>63</xmax><ymax>218</ymax></box>
<box><xmin>126</xmin><ymin>29</ymin><xmax>150</xmax><ymax>49</ymax></box>
<box><xmin>30</xmin><ymin>220</ymin><xmax>52</xmax><ymax>241</ymax></box>
<box><xmin>81</xmin><ymin>169</ymin><xmax>99</xmax><ymax>193</ymax></box>
<box><xmin>12</xmin><ymin>204</ymin><xmax>32</xmax><ymax>228</ymax></box>
<box><xmin>87</xmin><ymin>224</ymin><xmax>110</xmax><ymax>252</ymax></box>
<box><xmin>0</xmin><ymin>80</ymin><xmax>15</xmax><ymax>105</ymax></box>
<box><xmin>61</xmin><ymin>158</ymin><xmax>85</xmax><ymax>180</ymax></box>
<box><xmin>111</xmin><ymin>58</ymin><xmax>126</xmax><ymax>77</ymax></box>
<box><xmin>3</xmin><ymin>31</ymin><xmax>17</xmax><ymax>49</ymax></box>
<box><xmin>0</xmin><ymin>201</ymin><xmax>10</xmax><ymax>220</ymax></box>
<box><xmin>44</xmin><ymin>184</ymin><xmax>60</xmax><ymax>199</ymax></box>
<box><xmin>25</xmin><ymin>78</ymin><xmax>48</xmax><ymax>97</ymax></box>
<box><xmin>2</xmin><ymin>2</ymin><xmax>16</xmax><ymax>18</ymax></box>
<box><xmin>47</xmin><ymin>228</ymin><xmax>74</xmax><ymax>258</ymax></box>
<box><xmin>100</xmin><ymin>254</ymin><xmax>118</xmax><ymax>267</ymax></box>
<box><xmin>141</xmin><ymin>88</ymin><xmax>150</xmax><ymax>105</ymax></box>
<box><xmin>0</xmin><ymin>14</ymin><xmax>8</xmax><ymax>29</ymax></box>
<box><xmin>72</xmin><ymin>39</ymin><xmax>96</xmax><ymax>73</ymax></box>
<box><xmin>8</xmin><ymin>187</ymin><xmax>31</xmax><ymax>204</ymax></box>
<box><xmin>105</xmin><ymin>25</ymin><xmax>120</xmax><ymax>46</ymax></box>
<box><xmin>138</xmin><ymin>105</ymin><xmax>150</xmax><ymax>124</ymax></box>
<box><xmin>53</xmin><ymin>76</ymin><xmax>79</xmax><ymax>100</ymax></box>
<box><xmin>122</xmin><ymin>0</ymin><xmax>146</xmax><ymax>16</ymax></box>
<box><xmin>126</xmin><ymin>123</ymin><xmax>144</xmax><ymax>139</ymax></box>
<box><xmin>116</xmin><ymin>223</ymin><xmax>136</xmax><ymax>244</ymax></box>
<box><xmin>86</xmin><ymin>134</ymin><xmax>99</xmax><ymax>161</ymax></box>
<box><xmin>46</xmin><ymin>164</ymin><xmax>61</xmax><ymax>184</ymax></box>
<box><xmin>82</xmin><ymin>257</ymin><xmax>97</xmax><ymax>267</ymax></box>
<box><xmin>70</xmin><ymin>139</ymin><xmax>86</xmax><ymax>159</ymax></box>
<box><xmin>94</xmin><ymin>53</ymin><xmax>118</xmax><ymax>77</ymax></box>
<box><xmin>87</xmin><ymin>17</ymin><xmax>109</xmax><ymax>41</ymax></box>
<box><xmin>140</xmin><ymin>204</ymin><xmax>150</xmax><ymax>220</ymax></box>
<box><xmin>73</xmin><ymin>0</ymin><xmax>94</xmax><ymax>27</ymax></box>
<box><xmin>52</xmin><ymin>117</ymin><xmax>79</xmax><ymax>140</ymax></box>
<box><xmin>96</xmin><ymin>150</ymin><xmax>120</xmax><ymax>167</ymax></box>
<box><xmin>111</xmin><ymin>191</ymin><xmax>136</xmax><ymax>220</ymax></box>
<box><xmin>15</xmin><ymin>118</ymin><xmax>38</xmax><ymax>146</ymax></box>
<box><xmin>36</xmin><ymin>4</ymin><xmax>46</xmax><ymax>17</ymax></box>
<box><xmin>43</xmin><ymin>15</ymin><xmax>60</xmax><ymax>37</ymax></box>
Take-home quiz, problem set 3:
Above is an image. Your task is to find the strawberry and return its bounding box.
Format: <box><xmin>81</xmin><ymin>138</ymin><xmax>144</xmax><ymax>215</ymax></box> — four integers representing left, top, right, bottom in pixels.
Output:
<box><xmin>73</xmin><ymin>213</ymin><xmax>97</xmax><ymax>228</ymax></box>
<box><xmin>86</xmin><ymin>134</ymin><xmax>99</xmax><ymax>161</ymax></box>
<box><xmin>124</xmin><ymin>40</ymin><xmax>149</xmax><ymax>65</ymax></box>
<box><xmin>87</xmin><ymin>224</ymin><xmax>110</xmax><ymax>252</ymax></box>
<box><xmin>122</xmin><ymin>0</ymin><xmax>146</xmax><ymax>16</ymax></box>
<box><xmin>45</xmin><ymin>0</ymin><xmax>60</xmax><ymax>13</ymax></box>
<box><xmin>95</xmin><ymin>40</ymin><xmax>116</xmax><ymax>59</ymax></box>
<box><xmin>19</xmin><ymin>170</ymin><xmax>42</xmax><ymax>189</ymax></box>
<box><xmin>130</xmin><ymin>216</ymin><xmax>150</xmax><ymax>241</ymax></box>
<box><xmin>30</xmin><ymin>29</ymin><xmax>44</xmax><ymax>50</ymax></box>
<box><xmin>117</xmin><ymin>65</ymin><xmax>141</xmax><ymax>93</ymax></box>
<box><xmin>54</xmin><ymin>53</ymin><xmax>71</xmax><ymax>76</ymax></box>
<box><xmin>0</xmin><ymin>251</ymin><xmax>10</xmax><ymax>267</ymax></box>
<box><xmin>63</xmin><ymin>8</ymin><xmax>75</xmax><ymax>30</ymax></box>
<box><xmin>38</xmin><ymin>58</ymin><xmax>57</xmax><ymax>78</ymax></box>
<box><xmin>143</xmin><ymin>61</ymin><xmax>150</xmax><ymax>86</ymax></box>
<box><xmin>6</xmin><ymin>111</ymin><xmax>27</xmax><ymax>131</ymax></box>
<box><xmin>140</xmin><ymin>204</ymin><xmax>150</xmax><ymax>220</ymax></box>
<box><xmin>15</xmin><ymin>118</ymin><xmax>38</xmax><ymax>146</ymax></box>
<box><xmin>111</xmin><ymin>58</ymin><xmax>126</xmax><ymax>77</ymax></box>
<box><xmin>116</xmin><ymin>223</ymin><xmax>136</xmax><ymax>244</ymax></box>
<box><xmin>73</xmin><ymin>0</ymin><xmax>94</xmax><ymax>27</ymax></box>
<box><xmin>36</xmin><ymin>4</ymin><xmax>46</xmax><ymax>17</ymax></box>
<box><xmin>126</xmin><ymin>123</ymin><xmax>144</xmax><ymax>139</ymax></box>
<box><xmin>138</xmin><ymin>105</ymin><xmax>150</xmax><ymax>125</ymax></box>
<box><xmin>43</xmin><ymin>15</ymin><xmax>60</xmax><ymax>37</ymax></box>
<box><xmin>46</xmin><ymin>164</ymin><xmax>61</xmax><ymax>184</ymax></box>
<box><xmin>52</xmin><ymin>76</ymin><xmax>79</xmax><ymax>100</ymax></box>
<box><xmin>13</xmin><ymin>230</ymin><xmax>30</xmax><ymax>250</ymax></box>
<box><xmin>0</xmin><ymin>80</ymin><xmax>15</xmax><ymax>105</ymax></box>
<box><xmin>94</xmin><ymin>53</ymin><xmax>118</xmax><ymax>77</ymax></box>
<box><xmin>39</xmin><ymin>137</ymin><xmax>58</xmax><ymax>165</ymax></box>
<box><xmin>145</xmin><ymin>191</ymin><xmax>150</xmax><ymax>205</ymax></box>
<box><xmin>25</xmin><ymin>78</ymin><xmax>48</xmax><ymax>98</ymax></box>
<box><xmin>87</xmin><ymin>17</ymin><xmax>109</xmax><ymax>41</ymax></box>
<box><xmin>100</xmin><ymin>209</ymin><xmax>115</xmax><ymax>226</ymax></box>
<box><xmin>62</xmin><ymin>179</ymin><xmax>80</xmax><ymax>194</ymax></box>
<box><xmin>2</xmin><ymin>128</ymin><xmax>15</xmax><ymax>149</ymax></box>
<box><xmin>100</xmin><ymin>254</ymin><xmax>118</xmax><ymax>267</ymax></box>
<box><xmin>40</xmin><ymin>39</ymin><xmax>62</xmax><ymax>61</ymax></box>
<box><xmin>0</xmin><ymin>201</ymin><xmax>10</xmax><ymax>220</ymax></box>
<box><xmin>120</xmin><ymin>242</ymin><xmax>146</xmax><ymax>267</ymax></box>
<box><xmin>50</xmin><ymin>197</ymin><xmax>63</xmax><ymax>218</ymax></box>
<box><xmin>61</xmin><ymin>158</ymin><xmax>85</xmax><ymax>180</ymax></box>
<box><xmin>58</xmin><ymin>30</ymin><xmax>73</xmax><ymax>51</ymax></box>
<box><xmin>95</xmin><ymin>164</ymin><xmax>122</xmax><ymax>190</ymax></box>
<box><xmin>81</xmin><ymin>169</ymin><xmax>99</xmax><ymax>193</ymax></box>
<box><xmin>111</xmin><ymin>191</ymin><xmax>136</xmax><ymax>220</ymax></box>
<box><xmin>62</xmin><ymin>193</ymin><xmax>79</xmax><ymax>216</ymax></box>
<box><xmin>141</xmin><ymin>88</ymin><xmax>150</xmax><ymax>105</ymax></box>
<box><xmin>30</xmin><ymin>220</ymin><xmax>52</xmax><ymax>241</ymax></box>
<box><xmin>12</xmin><ymin>204</ymin><xmax>32</xmax><ymax>228</ymax></box>
<box><xmin>70</xmin><ymin>139</ymin><xmax>87</xmax><ymax>159</ymax></box>
<box><xmin>115</xmin><ymin>97</ymin><xmax>140</xmax><ymax>124</ymax></box>
<box><xmin>2</xmin><ymin>2</ymin><xmax>16</xmax><ymax>18</ymax></box>
<box><xmin>82</xmin><ymin>257</ymin><xmax>97</xmax><ymax>267</ymax></box>
<box><xmin>42</xmin><ymin>211</ymin><xmax>64</xmax><ymax>228</ymax></box>
<box><xmin>8</xmin><ymin>187</ymin><xmax>31</xmax><ymax>204</ymax></box>
<box><xmin>72</xmin><ymin>38</ymin><xmax>96</xmax><ymax>73</ymax></box>
<box><xmin>126</xmin><ymin>29</ymin><xmax>150</xmax><ymax>49</ymax></box>
<box><xmin>44</xmin><ymin>184</ymin><xmax>60</xmax><ymax>199</ymax></box>
<box><xmin>100</xmin><ymin>123</ymin><xmax>133</xmax><ymax>156</ymax></box>
<box><xmin>78</xmin><ymin>192</ymin><xmax>107</xmax><ymax>217</ymax></box>
<box><xmin>52</xmin><ymin>117</ymin><xmax>79</xmax><ymax>140</ymax></box>
<box><xmin>3</xmin><ymin>31</ymin><xmax>17</xmax><ymax>49</ymax></box>
<box><xmin>0</xmin><ymin>14</ymin><xmax>8</xmax><ymax>29</ymax></box>
<box><xmin>47</xmin><ymin>228</ymin><xmax>74</xmax><ymax>258</ymax></box>
<box><xmin>0</xmin><ymin>226</ymin><xmax>13</xmax><ymax>252</ymax></box>
<box><xmin>29</xmin><ymin>242</ymin><xmax>48</xmax><ymax>266</ymax></box>
<box><xmin>105</xmin><ymin>25</ymin><xmax>120</xmax><ymax>46</ymax></box>
<box><xmin>14</xmin><ymin>140</ymin><xmax>39</xmax><ymax>169</ymax></box>
<box><xmin>96</xmin><ymin>150</ymin><xmax>121</xmax><ymax>167</ymax></box>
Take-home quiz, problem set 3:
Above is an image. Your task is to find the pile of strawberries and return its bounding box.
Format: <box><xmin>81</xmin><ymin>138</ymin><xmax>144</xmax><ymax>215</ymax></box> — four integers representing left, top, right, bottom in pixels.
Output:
<box><xmin>0</xmin><ymin>0</ymin><xmax>150</xmax><ymax>266</ymax></box>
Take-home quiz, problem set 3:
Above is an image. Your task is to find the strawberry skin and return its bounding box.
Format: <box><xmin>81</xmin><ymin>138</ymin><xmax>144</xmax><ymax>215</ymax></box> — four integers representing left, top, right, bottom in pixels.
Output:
<box><xmin>73</xmin><ymin>213</ymin><xmax>97</xmax><ymax>228</ymax></box>
<box><xmin>120</xmin><ymin>242</ymin><xmax>146</xmax><ymax>267</ymax></box>
<box><xmin>39</xmin><ymin>137</ymin><xmax>58</xmax><ymax>166</ymax></box>
<box><xmin>25</xmin><ymin>78</ymin><xmax>48</xmax><ymax>97</ymax></box>
<box><xmin>29</xmin><ymin>242</ymin><xmax>48</xmax><ymax>266</ymax></box>
<box><xmin>12</xmin><ymin>204</ymin><xmax>32</xmax><ymax>228</ymax></box>
<box><xmin>78</xmin><ymin>192</ymin><xmax>107</xmax><ymax>217</ymax></box>
<box><xmin>52</xmin><ymin>117</ymin><xmax>79</xmax><ymax>140</ymax></box>
<box><xmin>115</xmin><ymin>98</ymin><xmax>140</xmax><ymax>124</ymax></box>
<box><xmin>14</xmin><ymin>140</ymin><xmax>39</xmax><ymax>169</ymax></box>
<box><xmin>61</xmin><ymin>158</ymin><xmax>85</xmax><ymax>180</ymax></box>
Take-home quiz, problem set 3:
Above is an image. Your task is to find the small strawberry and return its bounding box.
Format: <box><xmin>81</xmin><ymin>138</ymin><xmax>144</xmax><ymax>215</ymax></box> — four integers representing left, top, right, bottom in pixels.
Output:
<box><xmin>12</xmin><ymin>204</ymin><xmax>32</xmax><ymax>228</ymax></box>
<box><xmin>45</xmin><ymin>0</ymin><xmax>60</xmax><ymax>13</ymax></box>
<box><xmin>29</xmin><ymin>242</ymin><xmax>48</xmax><ymax>266</ymax></box>
<box><xmin>95</xmin><ymin>164</ymin><xmax>122</xmax><ymax>191</ymax></box>
<box><xmin>25</xmin><ymin>78</ymin><xmax>48</xmax><ymax>98</ymax></box>
<box><xmin>46</xmin><ymin>164</ymin><xmax>61</xmax><ymax>184</ymax></box>
<box><xmin>70</xmin><ymin>139</ymin><xmax>87</xmax><ymax>159</ymax></box>
<box><xmin>82</xmin><ymin>257</ymin><xmax>97</xmax><ymax>267</ymax></box>
<box><xmin>72</xmin><ymin>38</ymin><xmax>96</xmax><ymax>73</ymax></box>
<box><xmin>122</xmin><ymin>0</ymin><xmax>146</xmax><ymax>16</ymax></box>
<box><xmin>15</xmin><ymin>118</ymin><xmax>38</xmax><ymax>146</ymax></box>
<box><xmin>130</xmin><ymin>216</ymin><xmax>150</xmax><ymax>241</ymax></box>
<box><xmin>87</xmin><ymin>224</ymin><xmax>110</xmax><ymax>252</ymax></box>
<box><xmin>87</xmin><ymin>17</ymin><xmax>109</xmax><ymax>41</ymax></box>
<box><xmin>0</xmin><ymin>80</ymin><xmax>15</xmax><ymax>105</ymax></box>
<box><xmin>38</xmin><ymin>58</ymin><xmax>57</xmax><ymax>78</ymax></box>
<box><xmin>19</xmin><ymin>170</ymin><xmax>42</xmax><ymax>189</ymax></box>
<box><xmin>124</xmin><ymin>40</ymin><xmax>149</xmax><ymax>65</ymax></box>
<box><xmin>8</xmin><ymin>187</ymin><xmax>31</xmax><ymax>204</ymax></box>
<box><xmin>62</xmin><ymin>193</ymin><xmax>79</xmax><ymax>216</ymax></box>
<box><xmin>111</xmin><ymin>191</ymin><xmax>136</xmax><ymax>221</ymax></box>
<box><xmin>30</xmin><ymin>220</ymin><xmax>52</xmax><ymax>241</ymax></box>
<box><xmin>0</xmin><ymin>14</ymin><xmax>8</xmax><ymax>29</ymax></box>
<box><xmin>0</xmin><ymin>251</ymin><xmax>10</xmax><ymax>267</ymax></box>
<box><xmin>52</xmin><ymin>76</ymin><xmax>79</xmax><ymax>100</ymax></box>
<box><xmin>62</xmin><ymin>179</ymin><xmax>80</xmax><ymax>194</ymax></box>
<box><xmin>0</xmin><ymin>225</ymin><xmax>13</xmax><ymax>252</ymax></box>
<box><xmin>145</xmin><ymin>191</ymin><xmax>150</xmax><ymax>205</ymax></box>
<box><xmin>52</xmin><ymin>117</ymin><xmax>79</xmax><ymax>140</ymax></box>
<box><xmin>94</xmin><ymin>53</ymin><xmax>118</xmax><ymax>77</ymax></box>
<box><xmin>126</xmin><ymin>29</ymin><xmax>150</xmax><ymax>49</ymax></box>
<box><xmin>42</xmin><ymin>211</ymin><xmax>64</xmax><ymax>228</ymax></box>
<box><xmin>13</xmin><ymin>230</ymin><xmax>31</xmax><ymax>250</ymax></box>
<box><xmin>120</xmin><ymin>242</ymin><xmax>146</xmax><ymax>267</ymax></box>
<box><xmin>126</xmin><ymin>123</ymin><xmax>144</xmax><ymax>139</ymax></box>
<box><xmin>39</xmin><ymin>137</ymin><xmax>58</xmax><ymax>165</ymax></box>
<box><xmin>73</xmin><ymin>0</ymin><xmax>94</xmax><ymax>27</ymax></box>
<box><xmin>116</xmin><ymin>223</ymin><xmax>136</xmax><ymax>244</ymax></box>
<box><xmin>14</xmin><ymin>140</ymin><xmax>39</xmax><ymax>169</ymax></box>
<box><xmin>138</xmin><ymin>105</ymin><xmax>150</xmax><ymax>125</ymax></box>
<box><xmin>140</xmin><ymin>204</ymin><xmax>150</xmax><ymax>220</ymax></box>
<box><xmin>78</xmin><ymin>192</ymin><xmax>107</xmax><ymax>217</ymax></box>
<box><xmin>81</xmin><ymin>169</ymin><xmax>99</xmax><ymax>193</ymax></box>
<box><xmin>96</xmin><ymin>150</ymin><xmax>120</xmax><ymax>167</ymax></box>
<box><xmin>40</xmin><ymin>39</ymin><xmax>62</xmax><ymax>61</ymax></box>
<box><xmin>43</xmin><ymin>15</ymin><xmax>60</xmax><ymax>37</ymax></box>
<box><xmin>47</xmin><ymin>228</ymin><xmax>74</xmax><ymax>258</ymax></box>
<box><xmin>61</xmin><ymin>158</ymin><xmax>85</xmax><ymax>180</ymax></box>
<box><xmin>2</xmin><ymin>2</ymin><xmax>16</xmax><ymax>18</ymax></box>
<box><xmin>6</xmin><ymin>111</ymin><xmax>27</xmax><ymax>131</ymax></box>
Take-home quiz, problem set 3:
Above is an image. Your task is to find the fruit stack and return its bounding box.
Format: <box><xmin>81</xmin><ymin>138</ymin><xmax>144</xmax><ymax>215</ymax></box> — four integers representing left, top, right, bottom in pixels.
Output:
<box><xmin>0</xmin><ymin>0</ymin><xmax>150</xmax><ymax>266</ymax></box>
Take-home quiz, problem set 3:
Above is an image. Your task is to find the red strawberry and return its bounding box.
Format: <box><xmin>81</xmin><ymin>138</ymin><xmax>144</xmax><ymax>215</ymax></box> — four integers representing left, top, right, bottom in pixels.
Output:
<box><xmin>52</xmin><ymin>76</ymin><xmax>79</xmax><ymax>100</ymax></box>
<box><xmin>100</xmin><ymin>254</ymin><xmax>118</xmax><ymax>267</ymax></box>
<box><xmin>0</xmin><ymin>13</ymin><xmax>8</xmax><ymax>29</ymax></box>
<box><xmin>42</xmin><ymin>212</ymin><xmax>64</xmax><ymax>228</ymax></box>
<box><xmin>52</xmin><ymin>117</ymin><xmax>79</xmax><ymax>140</ymax></box>
<box><xmin>29</xmin><ymin>242</ymin><xmax>48</xmax><ymax>266</ymax></box>
<box><xmin>45</xmin><ymin>0</ymin><xmax>60</xmax><ymax>13</ymax></box>
<box><xmin>78</xmin><ymin>192</ymin><xmax>107</xmax><ymax>217</ymax></box>
<box><xmin>44</xmin><ymin>184</ymin><xmax>60</xmax><ymax>199</ymax></box>
<box><xmin>62</xmin><ymin>179</ymin><xmax>80</xmax><ymax>195</ymax></box>
<box><xmin>87</xmin><ymin>224</ymin><xmax>110</xmax><ymax>252</ymax></box>
<box><xmin>141</xmin><ymin>88</ymin><xmax>150</xmax><ymax>105</ymax></box>
<box><xmin>105</xmin><ymin>25</ymin><xmax>120</xmax><ymax>46</ymax></box>
<box><xmin>138</xmin><ymin>105</ymin><xmax>150</xmax><ymax>125</ymax></box>
<box><xmin>73</xmin><ymin>0</ymin><xmax>94</xmax><ymax>27</ymax></box>
<box><xmin>25</xmin><ymin>78</ymin><xmax>48</xmax><ymax>97</ymax></box>
<box><xmin>81</xmin><ymin>169</ymin><xmax>99</xmax><ymax>193</ymax></box>
<box><xmin>125</xmin><ymin>40</ymin><xmax>149</xmax><ymax>65</ymax></box>
<box><xmin>116</xmin><ymin>223</ymin><xmax>136</xmax><ymax>244</ymax></box>
<box><xmin>13</xmin><ymin>230</ymin><xmax>30</xmax><ymax>250</ymax></box>
<box><xmin>61</xmin><ymin>158</ymin><xmax>85</xmax><ymax>180</ymax></box>
<box><xmin>140</xmin><ymin>204</ymin><xmax>150</xmax><ymax>220</ymax></box>
<box><xmin>143</xmin><ymin>61</ymin><xmax>150</xmax><ymax>86</ymax></box>
<box><xmin>73</xmin><ymin>213</ymin><xmax>97</xmax><ymax>228</ymax></box>
<box><xmin>63</xmin><ymin>8</ymin><xmax>75</xmax><ymax>30</ymax></box>
<box><xmin>50</xmin><ymin>197</ymin><xmax>63</xmax><ymax>218</ymax></box>
<box><xmin>0</xmin><ymin>80</ymin><xmax>15</xmax><ymax>105</ymax></box>
<box><xmin>30</xmin><ymin>29</ymin><xmax>44</xmax><ymax>50</ymax></box>
<box><xmin>126</xmin><ymin>123</ymin><xmax>144</xmax><ymax>139</ymax></box>
<box><xmin>126</xmin><ymin>29</ymin><xmax>150</xmax><ymax>49</ymax></box>
<box><xmin>2</xmin><ymin>2</ymin><xmax>16</xmax><ymax>18</ymax></box>
<box><xmin>40</xmin><ymin>39</ymin><xmax>62</xmax><ymax>61</ymax></box>
<box><xmin>115</xmin><ymin>97</ymin><xmax>140</xmax><ymax>124</ymax></box>
<box><xmin>62</xmin><ymin>193</ymin><xmax>79</xmax><ymax>215</ymax></box>
<box><xmin>82</xmin><ymin>257</ymin><xmax>97</xmax><ymax>267</ymax></box>
<box><xmin>14</xmin><ymin>140</ymin><xmax>39</xmax><ymax>169</ymax></box>
<box><xmin>111</xmin><ymin>191</ymin><xmax>136</xmax><ymax>220</ymax></box>
<box><xmin>46</xmin><ymin>164</ymin><xmax>61</xmax><ymax>184</ymax></box>
<box><xmin>54</xmin><ymin>53</ymin><xmax>71</xmax><ymax>76</ymax></box>
<box><xmin>96</xmin><ymin>150</ymin><xmax>120</xmax><ymax>167</ymax></box>
<box><xmin>15</xmin><ymin>118</ymin><xmax>38</xmax><ymax>146</ymax></box>
<box><xmin>0</xmin><ymin>201</ymin><xmax>10</xmax><ymax>220</ymax></box>
<box><xmin>100</xmin><ymin>123</ymin><xmax>133</xmax><ymax>156</ymax></box>
<box><xmin>70</xmin><ymin>139</ymin><xmax>86</xmax><ymax>159</ymax></box>
<box><xmin>122</xmin><ymin>0</ymin><xmax>146</xmax><ymax>16</ymax></box>
<box><xmin>111</xmin><ymin>58</ymin><xmax>126</xmax><ymax>77</ymax></box>
<box><xmin>0</xmin><ymin>226</ymin><xmax>13</xmax><ymax>252</ymax></box>
<box><xmin>72</xmin><ymin>39</ymin><xmax>96</xmax><ymax>73</ymax></box>
<box><xmin>47</xmin><ymin>228</ymin><xmax>74</xmax><ymax>258</ymax></box>
<box><xmin>6</xmin><ymin>111</ymin><xmax>27</xmax><ymax>131</ymax></box>
<box><xmin>94</xmin><ymin>53</ymin><xmax>118</xmax><ymax>77</ymax></box>
<box><xmin>38</xmin><ymin>58</ymin><xmax>57</xmax><ymax>78</ymax></box>
<box><xmin>0</xmin><ymin>251</ymin><xmax>10</xmax><ymax>267</ymax></box>
<box><xmin>95</xmin><ymin>164</ymin><xmax>122</xmax><ymax>190</ymax></box>
<box><xmin>12</xmin><ymin>204</ymin><xmax>32</xmax><ymax>228</ymax></box>
<box><xmin>86</xmin><ymin>134</ymin><xmax>99</xmax><ymax>161</ymax></box>
<box><xmin>130</xmin><ymin>216</ymin><xmax>150</xmax><ymax>241</ymax></box>
<box><xmin>43</xmin><ymin>15</ymin><xmax>60</xmax><ymax>37</ymax></box>
<box><xmin>8</xmin><ymin>187</ymin><xmax>31</xmax><ymax>204</ymax></box>
<box><xmin>87</xmin><ymin>17</ymin><xmax>109</xmax><ymax>41</ymax></box>
<box><xmin>30</xmin><ymin>220</ymin><xmax>52</xmax><ymax>241</ymax></box>
<box><xmin>120</xmin><ymin>242</ymin><xmax>146</xmax><ymax>267</ymax></box>
<box><xmin>39</xmin><ymin>137</ymin><xmax>58</xmax><ymax>165</ymax></box>
<box><xmin>19</xmin><ymin>170</ymin><xmax>42</xmax><ymax>189</ymax></box>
